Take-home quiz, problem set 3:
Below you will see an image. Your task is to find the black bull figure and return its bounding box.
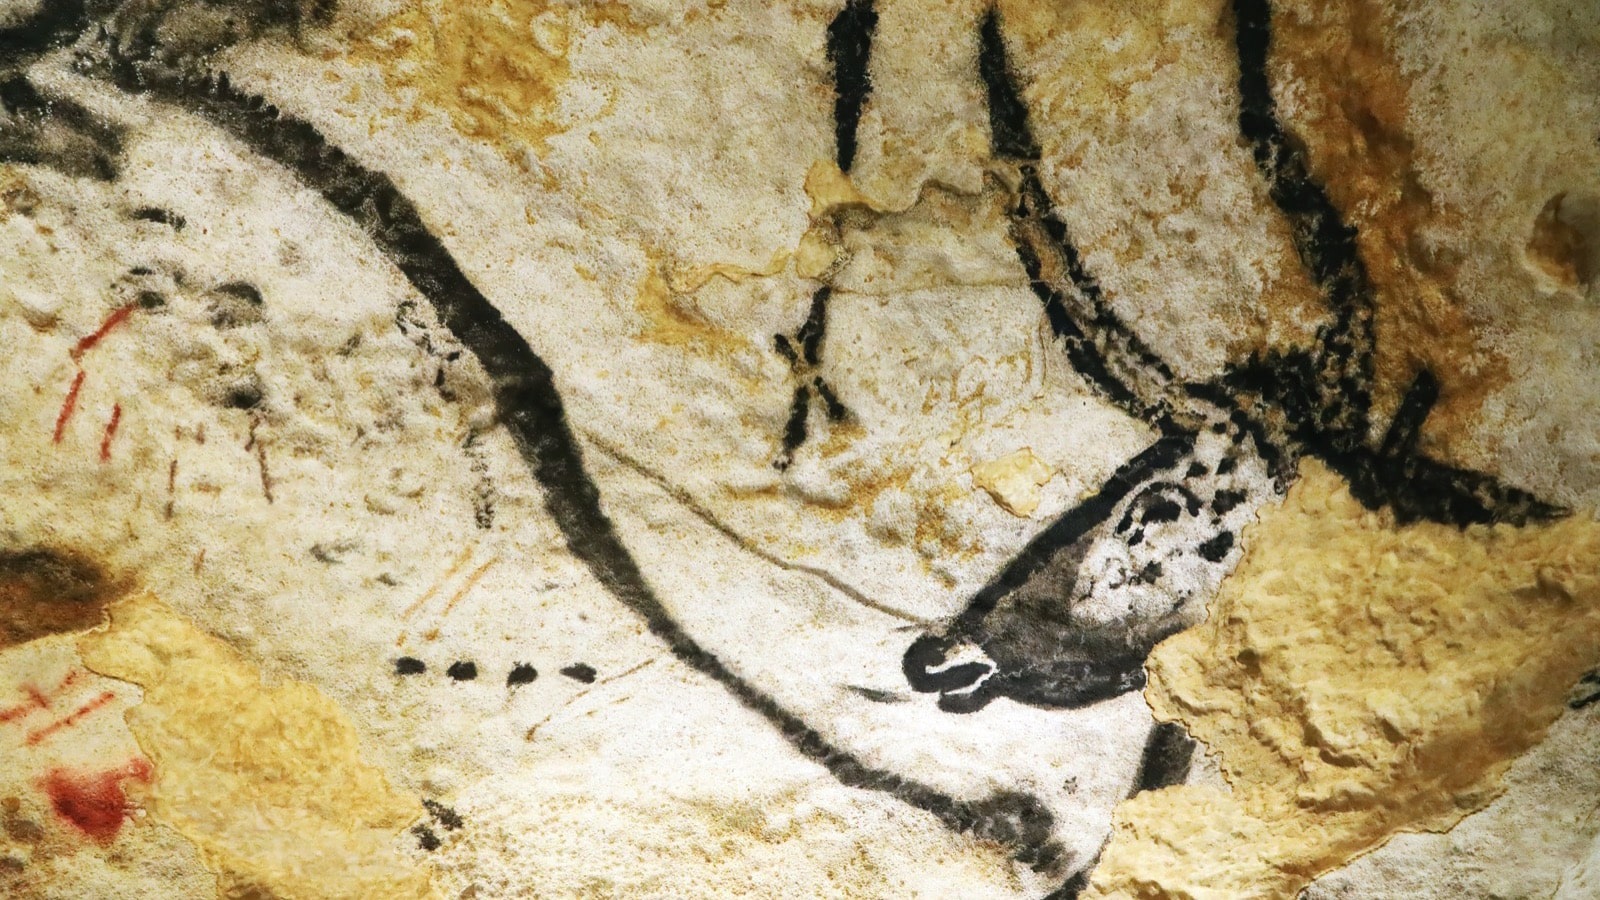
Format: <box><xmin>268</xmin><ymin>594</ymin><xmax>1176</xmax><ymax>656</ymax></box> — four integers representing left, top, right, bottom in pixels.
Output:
<box><xmin>0</xmin><ymin>1</ymin><xmax>1571</xmax><ymax>891</ymax></box>
<box><xmin>901</xmin><ymin>4</ymin><xmax>1563</xmax><ymax>713</ymax></box>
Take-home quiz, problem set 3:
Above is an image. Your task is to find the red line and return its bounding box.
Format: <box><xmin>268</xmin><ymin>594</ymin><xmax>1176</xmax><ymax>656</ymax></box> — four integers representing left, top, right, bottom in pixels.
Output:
<box><xmin>0</xmin><ymin>693</ymin><xmax>45</xmax><ymax>725</ymax></box>
<box><xmin>54</xmin><ymin>370</ymin><xmax>86</xmax><ymax>443</ymax></box>
<box><xmin>0</xmin><ymin>675</ymin><xmax>81</xmax><ymax>726</ymax></box>
<box><xmin>165</xmin><ymin>458</ymin><xmax>178</xmax><ymax>519</ymax></box>
<box><xmin>99</xmin><ymin>404</ymin><xmax>123</xmax><ymax>462</ymax></box>
<box><xmin>27</xmin><ymin>691</ymin><xmax>116</xmax><ymax>746</ymax></box>
<box><xmin>71</xmin><ymin>304</ymin><xmax>137</xmax><ymax>360</ymax></box>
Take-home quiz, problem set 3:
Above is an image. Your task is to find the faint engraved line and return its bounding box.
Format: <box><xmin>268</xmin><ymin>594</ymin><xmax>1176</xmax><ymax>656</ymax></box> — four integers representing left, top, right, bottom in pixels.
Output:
<box><xmin>403</xmin><ymin>546</ymin><xmax>475</xmax><ymax>620</ymax></box>
<box><xmin>438</xmin><ymin>554</ymin><xmax>498</xmax><ymax>620</ymax></box>
<box><xmin>579</xmin><ymin>427</ymin><xmax>929</xmax><ymax>627</ymax></box>
<box><xmin>524</xmin><ymin>656</ymin><xmax>658</xmax><ymax>741</ymax></box>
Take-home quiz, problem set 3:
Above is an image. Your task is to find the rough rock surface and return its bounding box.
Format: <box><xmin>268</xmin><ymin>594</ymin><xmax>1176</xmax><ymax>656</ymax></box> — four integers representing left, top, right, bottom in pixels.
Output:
<box><xmin>0</xmin><ymin>1</ymin><xmax>1597</xmax><ymax>897</ymax></box>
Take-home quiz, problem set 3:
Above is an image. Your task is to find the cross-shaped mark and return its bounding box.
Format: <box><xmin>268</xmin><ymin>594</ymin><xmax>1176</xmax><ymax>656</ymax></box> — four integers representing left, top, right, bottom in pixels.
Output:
<box><xmin>772</xmin><ymin>286</ymin><xmax>848</xmax><ymax>470</ymax></box>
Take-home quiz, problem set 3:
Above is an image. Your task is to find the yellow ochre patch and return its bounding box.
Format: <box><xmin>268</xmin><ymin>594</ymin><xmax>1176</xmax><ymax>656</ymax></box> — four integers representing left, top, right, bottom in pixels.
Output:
<box><xmin>79</xmin><ymin>594</ymin><xmax>434</xmax><ymax>900</ymax></box>
<box><xmin>1088</xmin><ymin>461</ymin><xmax>1600</xmax><ymax>899</ymax></box>
<box><xmin>341</xmin><ymin>0</ymin><xmax>637</xmax><ymax>162</ymax></box>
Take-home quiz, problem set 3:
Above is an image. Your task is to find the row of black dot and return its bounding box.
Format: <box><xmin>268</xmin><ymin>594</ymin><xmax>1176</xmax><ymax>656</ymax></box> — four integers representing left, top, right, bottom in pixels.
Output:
<box><xmin>394</xmin><ymin>656</ymin><xmax>598</xmax><ymax>686</ymax></box>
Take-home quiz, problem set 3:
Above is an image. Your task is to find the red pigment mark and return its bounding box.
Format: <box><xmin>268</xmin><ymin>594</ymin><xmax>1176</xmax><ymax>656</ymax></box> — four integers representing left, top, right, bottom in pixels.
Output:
<box><xmin>70</xmin><ymin>303</ymin><xmax>137</xmax><ymax>360</ymax></box>
<box><xmin>42</xmin><ymin>758</ymin><xmax>152</xmax><ymax>842</ymax></box>
<box><xmin>246</xmin><ymin>417</ymin><xmax>274</xmax><ymax>503</ymax></box>
<box><xmin>0</xmin><ymin>688</ymin><xmax>48</xmax><ymax>725</ymax></box>
<box><xmin>164</xmin><ymin>457</ymin><xmax>178</xmax><ymax>519</ymax></box>
<box><xmin>26</xmin><ymin>690</ymin><xmax>116</xmax><ymax>746</ymax></box>
<box><xmin>25</xmin><ymin>684</ymin><xmax>51</xmax><ymax>709</ymax></box>
<box><xmin>0</xmin><ymin>672</ymin><xmax>85</xmax><ymax>726</ymax></box>
<box><xmin>53</xmin><ymin>370</ymin><xmax>86</xmax><ymax>443</ymax></box>
<box><xmin>99</xmin><ymin>404</ymin><xmax>123</xmax><ymax>462</ymax></box>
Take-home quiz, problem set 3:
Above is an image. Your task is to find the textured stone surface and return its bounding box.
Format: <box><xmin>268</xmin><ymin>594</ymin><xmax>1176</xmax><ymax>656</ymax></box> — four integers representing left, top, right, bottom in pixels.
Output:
<box><xmin>0</xmin><ymin>1</ymin><xmax>1597</xmax><ymax>897</ymax></box>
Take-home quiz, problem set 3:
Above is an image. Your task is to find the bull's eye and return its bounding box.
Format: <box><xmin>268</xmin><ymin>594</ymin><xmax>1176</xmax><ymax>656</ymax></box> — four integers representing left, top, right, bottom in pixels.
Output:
<box><xmin>1116</xmin><ymin>481</ymin><xmax>1204</xmax><ymax>537</ymax></box>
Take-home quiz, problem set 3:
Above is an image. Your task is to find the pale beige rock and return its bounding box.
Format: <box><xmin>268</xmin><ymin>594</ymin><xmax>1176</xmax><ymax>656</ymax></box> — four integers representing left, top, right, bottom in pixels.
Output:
<box><xmin>971</xmin><ymin>448</ymin><xmax>1055</xmax><ymax>517</ymax></box>
<box><xmin>1090</xmin><ymin>462</ymin><xmax>1600</xmax><ymax>898</ymax></box>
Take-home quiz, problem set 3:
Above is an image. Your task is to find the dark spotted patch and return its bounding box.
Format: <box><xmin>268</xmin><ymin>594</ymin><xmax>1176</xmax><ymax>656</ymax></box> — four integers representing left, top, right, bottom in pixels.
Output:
<box><xmin>849</xmin><ymin>685</ymin><xmax>905</xmax><ymax>703</ymax></box>
<box><xmin>411</xmin><ymin>824</ymin><xmax>440</xmax><ymax>851</ymax></box>
<box><xmin>1140</xmin><ymin>498</ymin><xmax>1183</xmax><ymax>525</ymax></box>
<box><xmin>208</xmin><ymin>281</ymin><xmax>264</xmax><ymax>328</ymax></box>
<box><xmin>1211</xmin><ymin>489</ymin><xmax>1248</xmax><ymax>515</ymax></box>
<box><xmin>1196</xmin><ymin>532</ymin><xmax>1234</xmax><ymax>563</ymax></box>
<box><xmin>131</xmin><ymin>206</ymin><xmax>185</xmax><ymax>230</ymax></box>
<box><xmin>506</xmin><ymin>663</ymin><xmax>537</xmax><ymax>686</ymax></box>
<box><xmin>1570</xmin><ymin>670</ymin><xmax>1600</xmax><ymax>710</ymax></box>
<box><xmin>423</xmin><ymin>799</ymin><xmax>464</xmax><ymax>831</ymax></box>
<box><xmin>394</xmin><ymin>657</ymin><xmax>425</xmax><ymax>676</ymax></box>
<box><xmin>0</xmin><ymin>547</ymin><xmax>123</xmax><ymax>649</ymax></box>
<box><xmin>445</xmin><ymin>661</ymin><xmax>477</xmax><ymax>682</ymax></box>
<box><xmin>221</xmin><ymin>378</ymin><xmax>263</xmax><ymax>410</ymax></box>
<box><xmin>560</xmin><ymin>663</ymin><xmax>597</xmax><ymax>684</ymax></box>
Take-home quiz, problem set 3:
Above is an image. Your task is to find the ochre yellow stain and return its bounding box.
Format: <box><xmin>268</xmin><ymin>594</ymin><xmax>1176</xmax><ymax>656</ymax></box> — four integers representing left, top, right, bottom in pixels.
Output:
<box><xmin>993</xmin><ymin>0</ymin><xmax>1189</xmax><ymax>116</ymax></box>
<box><xmin>632</xmin><ymin>257</ymin><xmax>749</xmax><ymax>352</ymax></box>
<box><xmin>78</xmin><ymin>594</ymin><xmax>434</xmax><ymax>900</ymax></box>
<box><xmin>340</xmin><ymin>0</ymin><xmax>639</xmax><ymax>163</ymax></box>
<box><xmin>1088</xmin><ymin>462</ymin><xmax>1600</xmax><ymax>899</ymax></box>
<box><xmin>1269</xmin><ymin>0</ymin><xmax>1509</xmax><ymax>437</ymax></box>
<box><xmin>0</xmin><ymin>168</ymin><xmax>37</xmax><ymax>222</ymax></box>
<box><xmin>668</xmin><ymin>250</ymin><xmax>794</xmax><ymax>294</ymax></box>
<box><xmin>804</xmin><ymin>160</ymin><xmax>881</xmax><ymax>218</ymax></box>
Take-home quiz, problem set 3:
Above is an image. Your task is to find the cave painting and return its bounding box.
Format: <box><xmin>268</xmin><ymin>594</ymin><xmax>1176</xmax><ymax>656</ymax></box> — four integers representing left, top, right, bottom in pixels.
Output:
<box><xmin>2</xmin><ymin>1</ymin><xmax>1596</xmax><ymax>898</ymax></box>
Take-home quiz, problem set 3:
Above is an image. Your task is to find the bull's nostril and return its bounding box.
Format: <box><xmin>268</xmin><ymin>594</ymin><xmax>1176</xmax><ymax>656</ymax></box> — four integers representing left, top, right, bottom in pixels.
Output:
<box><xmin>903</xmin><ymin>634</ymin><xmax>994</xmax><ymax>693</ymax></box>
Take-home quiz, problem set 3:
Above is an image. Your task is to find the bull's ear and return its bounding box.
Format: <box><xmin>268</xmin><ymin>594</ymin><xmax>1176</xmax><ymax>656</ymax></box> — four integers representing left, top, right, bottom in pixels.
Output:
<box><xmin>1336</xmin><ymin>369</ymin><xmax>1566</xmax><ymax>528</ymax></box>
<box><xmin>1338</xmin><ymin>449</ymin><xmax>1566</xmax><ymax>528</ymax></box>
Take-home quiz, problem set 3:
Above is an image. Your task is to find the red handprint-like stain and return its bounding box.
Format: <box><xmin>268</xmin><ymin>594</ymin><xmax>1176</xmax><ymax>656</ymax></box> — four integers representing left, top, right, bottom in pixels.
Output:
<box><xmin>40</xmin><ymin>758</ymin><xmax>153</xmax><ymax>843</ymax></box>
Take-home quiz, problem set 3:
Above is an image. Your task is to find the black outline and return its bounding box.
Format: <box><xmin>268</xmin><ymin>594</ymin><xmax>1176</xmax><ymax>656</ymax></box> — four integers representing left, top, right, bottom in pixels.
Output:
<box><xmin>90</xmin><ymin>36</ymin><xmax>1068</xmax><ymax>875</ymax></box>
<box><xmin>912</xmin><ymin>3</ymin><xmax>1566</xmax><ymax>721</ymax></box>
<box><xmin>0</xmin><ymin>4</ymin><xmax>1562</xmax><ymax>895</ymax></box>
<box><xmin>825</xmin><ymin>0</ymin><xmax>877</xmax><ymax>172</ymax></box>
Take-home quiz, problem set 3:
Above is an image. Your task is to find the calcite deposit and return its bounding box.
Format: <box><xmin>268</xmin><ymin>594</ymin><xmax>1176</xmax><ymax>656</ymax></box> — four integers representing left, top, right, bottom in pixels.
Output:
<box><xmin>1</xmin><ymin>1</ymin><xmax>1597</xmax><ymax>897</ymax></box>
